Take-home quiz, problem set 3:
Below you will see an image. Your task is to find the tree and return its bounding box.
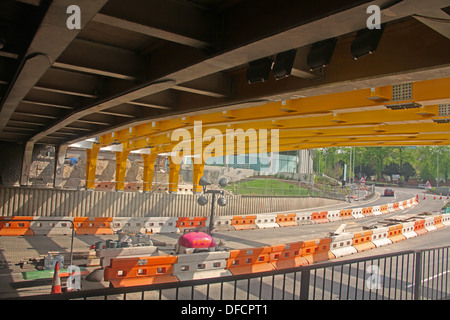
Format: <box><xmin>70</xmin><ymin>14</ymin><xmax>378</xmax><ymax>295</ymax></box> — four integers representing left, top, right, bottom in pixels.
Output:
<box><xmin>400</xmin><ymin>162</ymin><xmax>416</xmax><ymax>182</ymax></box>
<box><xmin>383</xmin><ymin>162</ymin><xmax>400</xmax><ymax>177</ymax></box>
<box><xmin>420</xmin><ymin>162</ymin><xmax>434</xmax><ymax>182</ymax></box>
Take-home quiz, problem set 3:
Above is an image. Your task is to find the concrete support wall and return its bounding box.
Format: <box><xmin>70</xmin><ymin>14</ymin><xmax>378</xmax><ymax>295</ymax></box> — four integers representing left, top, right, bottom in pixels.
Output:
<box><xmin>0</xmin><ymin>186</ymin><xmax>344</xmax><ymax>218</ymax></box>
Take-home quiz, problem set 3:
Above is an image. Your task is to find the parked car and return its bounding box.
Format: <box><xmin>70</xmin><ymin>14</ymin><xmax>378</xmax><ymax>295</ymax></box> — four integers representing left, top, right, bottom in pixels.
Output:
<box><xmin>384</xmin><ymin>188</ymin><xmax>395</xmax><ymax>196</ymax></box>
<box><xmin>418</xmin><ymin>184</ymin><xmax>432</xmax><ymax>190</ymax></box>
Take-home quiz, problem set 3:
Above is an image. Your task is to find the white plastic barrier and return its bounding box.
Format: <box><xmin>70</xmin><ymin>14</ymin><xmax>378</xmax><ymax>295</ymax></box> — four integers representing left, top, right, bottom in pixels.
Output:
<box><xmin>213</xmin><ymin>215</ymin><xmax>234</xmax><ymax>231</ymax></box>
<box><xmin>371</xmin><ymin>206</ymin><xmax>382</xmax><ymax>216</ymax></box>
<box><xmin>442</xmin><ymin>215</ymin><xmax>450</xmax><ymax>227</ymax></box>
<box><xmin>402</xmin><ymin>221</ymin><xmax>417</xmax><ymax>239</ymax></box>
<box><xmin>371</xmin><ymin>227</ymin><xmax>392</xmax><ymax>247</ymax></box>
<box><xmin>96</xmin><ymin>246</ymin><xmax>159</xmax><ymax>267</ymax></box>
<box><xmin>327</xmin><ymin>210</ymin><xmax>342</xmax><ymax>222</ymax></box>
<box><xmin>144</xmin><ymin>217</ymin><xmax>178</xmax><ymax>234</ymax></box>
<box><xmin>352</xmin><ymin>208</ymin><xmax>365</xmax><ymax>219</ymax></box>
<box><xmin>29</xmin><ymin>216</ymin><xmax>73</xmax><ymax>236</ymax></box>
<box><xmin>424</xmin><ymin>217</ymin><xmax>437</xmax><ymax>232</ymax></box>
<box><xmin>172</xmin><ymin>251</ymin><xmax>232</xmax><ymax>281</ymax></box>
<box><xmin>111</xmin><ymin>217</ymin><xmax>132</xmax><ymax>233</ymax></box>
<box><xmin>255</xmin><ymin>214</ymin><xmax>279</xmax><ymax>229</ymax></box>
<box><xmin>387</xmin><ymin>203</ymin><xmax>395</xmax><ymax>213</ymax></box>
<box><xmin>295</xmin><ymin>212</ymin><xmax>313</xmax><ymax>225</ymax></box>
<box><xmin>329</xmin><ymin>233</ymin><xmax>357</xmax><ymax>258</ymax></box>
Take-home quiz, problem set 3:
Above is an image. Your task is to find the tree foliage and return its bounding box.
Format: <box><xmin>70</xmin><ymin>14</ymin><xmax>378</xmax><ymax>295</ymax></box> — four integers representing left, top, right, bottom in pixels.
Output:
<box><xmin>313</xmin><ymin>146</ymin><xmax>448</xmax><ymax>183</ymax></box>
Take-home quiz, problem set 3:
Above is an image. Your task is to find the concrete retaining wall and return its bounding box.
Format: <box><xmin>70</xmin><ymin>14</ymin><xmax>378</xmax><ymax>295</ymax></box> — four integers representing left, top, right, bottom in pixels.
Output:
<box><xmin>0</xmin><ymin>187</ymin><xmax>344</xmax><ymax>218</ymax></box>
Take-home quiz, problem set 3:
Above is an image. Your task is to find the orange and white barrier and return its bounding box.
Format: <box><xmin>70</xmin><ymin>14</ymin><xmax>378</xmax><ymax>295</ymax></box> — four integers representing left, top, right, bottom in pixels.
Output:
<box><xmin>414</xmin><ymin>219</ymin><xmax>427</xmax><ymax>236</ymax></box>
<box><xmin>424</xmin><ymin>217</ymin><xmax>437</xmax><ymax>232</ymax></box>
<box><xmin>226</xmin><ymin>247</ymin><xmax>275</xmax><ymax>275</ymax></box>
<box><xmin>402</xmin><ymin>221</ymin><xmax>417</xmax><ymax>239</ymax></box>
<box><xmin>269</xmin><ymin>242</ymin><xmax>308</xmax><ymax>269</ymax></box>
<box><xmin>388</xmin><ymin>224</ymin><xmax>405</xmax><ymax>243</ymax></box>
<box><xmin>97</xmin><ymin>245</ymin><xmax>159</xmax><ymax>267</ymax></box>
<box><xmin>352</xmin><ymin>208</ymin><xmax>365</xmax><ymax>219</ymax></box>
<box><xmin>276</xmin><ymin>213</ymin><xmax>297</xmax><ymax>227</ymax></box>
<box><xmin>30</xmin><ymin>217</ymin><xmax>73</xmax><ymax>236</ymax></box>
<box><xmin>339</xmin><ymin>209</ymin><xmax>354</xmax><ymax>220</ymax></box>
<box><xmin>213</xmin><ymin>215</ymin><xmax>234</xmax><ymax>231</ymax></box>
<box><xmin>144</xmin><ymin>217</ymin><xmax>178</xmax><ymax>234</ymax></box>
<box><xmin>327</xmin><ymin>210</ymin><xmax>342</xmax><ymax>222</ymax></box>
<box><xmin>172</xmin><ymin>251</ymin><xmax>232</xmax><ymax>281</ymax></box>
<box><xmin>362</xmin><ymin>207</ymin><xmax>374</xmax><ymax>217</ymax></box>
<box><xmin>101</xmin><ymin>211</ymin><xmax>449</xmax><ymax>288</ymax></box>
<box><xmin>352</xmin><ymin>230</ymin><xmax>375</xmax><ymax>252</ymax></box>
<box><xmin>0</xmin><ymin>196</ymin><xmax>422</xmax><ymax>237</ymax></box>
<box><xmin>329</xmin><ymin>233</ymin><xmax>357</xmax><ymax>258</ymax></box>
<box><xmin>302</xmin><ymin>238</ymin><xmax>334</xmax><ymax>264</ymax></box>
<box><xmin>295</xmin><ymin>212</ymin><xmax>314</xmax><ymax>225</ymax></box>
<box><xmin>73</xmin><ymin>217</ymin><xmax>114</xmax><ymax>235</ymax></box>
<box><xmin>103</xmin><ymin>255</ymin><xmax>179</xmax><ymax>287</ymax></box>
<box><xmin>231</xmin><ymin>215</ymin><xmax>257</xmax><ymax>230</ymax></box>
<box><xmin>0</xmin><ymin>217</ymin><xmax>34</xmax><ymax>236</ymax></box>
<box><xmin>371</xmin><ymin>206</ymin><xmax>382</xmax><ymax>216</ymax></box>
<box><xmin>311</xmin><ymin>211</ymin><xmax>329</xmax><ymax>224</ymax></box>
<box><xmin>177</xmin><ymin>217</ymin><xmax>208</xmax><ymax>230</ymax></box>
<box><xmin>371</xmin><ymin>227</ymin><xmax>391</xmax><ymax>247</ymax></box>
<box><xmin>255</xmin><ymin>214</ymin><xmax>279</xmax><ymax>229</ymax></box>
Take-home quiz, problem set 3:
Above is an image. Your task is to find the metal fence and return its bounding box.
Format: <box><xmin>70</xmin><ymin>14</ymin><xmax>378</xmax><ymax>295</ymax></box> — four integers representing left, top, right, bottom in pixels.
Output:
<box><xmin>16</xmin><ymin>245</ymin><xmax>450</xmax><ymax>301</ymax></box>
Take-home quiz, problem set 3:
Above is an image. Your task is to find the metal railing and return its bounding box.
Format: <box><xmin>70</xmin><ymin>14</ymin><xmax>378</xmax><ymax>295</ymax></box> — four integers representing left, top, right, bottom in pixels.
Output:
<box><xmin>14</xmin><ymin>245</ymin><xmax>450</xmax><ymax>300</ymax></box>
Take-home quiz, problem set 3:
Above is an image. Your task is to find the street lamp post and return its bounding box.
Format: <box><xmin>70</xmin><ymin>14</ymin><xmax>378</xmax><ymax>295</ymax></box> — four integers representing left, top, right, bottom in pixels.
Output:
<box><xmin>197</xmin><ymin>176</ymin><xmax>228</xmax><ymax>235</ymax></box>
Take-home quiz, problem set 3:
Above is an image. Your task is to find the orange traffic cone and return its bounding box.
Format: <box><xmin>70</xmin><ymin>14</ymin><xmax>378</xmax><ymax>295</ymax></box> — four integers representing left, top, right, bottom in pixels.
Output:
<box><xmin>51</xmin><ymin>261</ymin><xmax>62</xmax><ymax>294</ymax></box>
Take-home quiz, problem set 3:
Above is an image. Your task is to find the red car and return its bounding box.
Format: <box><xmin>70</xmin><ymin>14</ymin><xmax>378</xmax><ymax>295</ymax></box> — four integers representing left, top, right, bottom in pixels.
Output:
<box><xmin>384</xmin><ymin>188</ymin><xmax>394</xmax><ymax>196</ymax></box>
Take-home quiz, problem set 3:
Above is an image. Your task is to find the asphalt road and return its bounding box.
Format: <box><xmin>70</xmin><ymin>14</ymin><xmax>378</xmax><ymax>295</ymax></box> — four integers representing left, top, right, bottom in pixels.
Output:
<box><xmin>0</xmin><ymin>186</ymin><xmax>448</xmax><ymax>299</ymax></box>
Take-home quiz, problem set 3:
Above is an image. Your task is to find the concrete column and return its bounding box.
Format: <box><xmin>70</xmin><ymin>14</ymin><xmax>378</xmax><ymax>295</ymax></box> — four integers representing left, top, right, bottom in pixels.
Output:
<box><xmin>53</xmin><ymin>144</ymin><xmax>68</xmax><ymax>188</ymax></box>
<box><xmin>85</xmin><ymin>145</ymin><xmax>100</xmax><ymax>190</ymax></box>
<box><xmin>142</xmin><ymin>153</ymin><xmax>158</xmax><ymax>192</ymax></box>
<box><xmin>115</xmin><ymin>149</ymin><xmax>131</xmax><ymax>191</ymax></box>
<box><xmin>20</xmin><ymin>141</ymin><xmax>34</xmax><ymax>186</ymax></box>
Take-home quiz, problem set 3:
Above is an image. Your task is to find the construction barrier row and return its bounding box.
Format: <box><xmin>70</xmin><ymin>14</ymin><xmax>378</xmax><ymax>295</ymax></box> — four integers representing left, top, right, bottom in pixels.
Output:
<box><xmin>0</xmin><ymin>197</ymin><xmax>420</xmax><ymax>236</ymax></box>
<box><xmin>102</xmin><ymin>211</ymin><xmax>450</xmax><ymax>288</ymax></box>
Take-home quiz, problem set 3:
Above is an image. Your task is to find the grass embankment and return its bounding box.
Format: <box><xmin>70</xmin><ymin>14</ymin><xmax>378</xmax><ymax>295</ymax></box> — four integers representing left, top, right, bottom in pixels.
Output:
<box><xmin>225</xmin><ymin>179</ymin><xmax>309</xmax><ymax>196</ymax></box>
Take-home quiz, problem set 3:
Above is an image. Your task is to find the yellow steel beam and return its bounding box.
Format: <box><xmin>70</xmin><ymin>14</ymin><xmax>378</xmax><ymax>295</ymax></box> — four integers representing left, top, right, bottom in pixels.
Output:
<box><xmin>95</xmin><ymin>78</ymin><xmax>449</xmax><ymax>146</ymax></box>
<box><xmin>85</xmin><ymin>144</ymin><xmax>100</xmax><ymax>189</ymax></box>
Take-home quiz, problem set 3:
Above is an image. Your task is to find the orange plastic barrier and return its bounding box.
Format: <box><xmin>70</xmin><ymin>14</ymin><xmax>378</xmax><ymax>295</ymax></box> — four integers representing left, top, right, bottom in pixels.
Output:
<box><xmin>104</xmin><ymin>255</ymin><xmax>179</xmax><ymax>288</ymax></box>
<box><xmin>311</xmin><ymin>211</ymin><xmax>329</xmax><ymax>223</ymax></box>
<box><xmin>0</xmin><ymin>217</ymin><xmax>34</xmax><ymax>236</ymax></box>
<box><xmin>339</xmin><ymin>209</ymin><xmax>354</xmax><ymax>220</ymax></box>
<box><xmin>269</xmin><ymin>242</ymin><xmax>308</xmax><ymax>269</ymax></box>
<box><xmin>73</xmin><ymin>217</ymin><xmax>114</xmax><ymax>235</ymax></box>
<box><xmin>226</xmin><ymin>247</ymin><xmax>275</xmax><ymax>275</ymax></box>
<box><xmin>231</xmin><ymin>215</ymin><xmax>257</xmax><ymax>230</ymax></box>
<box><xmin>434</xmin><ymin>215</ymin><xmax>445</xmax><ymax>229</ymax></box>
<box><xmin>380</xmin><ymin>205</ymin><xmax>389</xmax><ymax>214</ymax></box>
<box><xmin>352</xmin><ymin>230</ymin><xmax>375</xmax><ymax>252</ymax></box>
<box><xmin>414</xmin><ymin>219</ymin><xmax>427</xmax><ymax>236</ymax></box>
<box><xmin>176</xmin><ymin>217</ymin><xmax>207</xmax><ymax>229</ymax></box>
<box><xmin>388</xmin><ymin>224</ymin><xmax>405</xmax><ymax>243</ymax></box>
<box><xmin>362</xmin><ymin>207</ymin><xmax>373</xmax><ymax>216</ymax></box>
<box><xmin>302</xmin><ymin>238</ymin><xmax>334</xmax><ymax>264</ymax></box>
<box><xmin>402</xmin><ymin>200</ymin><xmax>408</xmax><ymax>208</ymax></box>
<box><xmin>393</xmin><ymin>203</ymin><xmax>400</xmax><ymax>211</ymax></box>
<box><xmin>276</xmin><ymin>213</ymin><xmax>297</xmax><ymax>227</ymax></box>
